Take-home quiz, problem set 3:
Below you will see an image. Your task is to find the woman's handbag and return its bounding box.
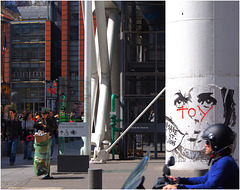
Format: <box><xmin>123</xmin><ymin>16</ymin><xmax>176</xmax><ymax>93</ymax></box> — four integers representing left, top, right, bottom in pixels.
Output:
<box><xmin>26</xmin><ymin>134</ymin><xmax>34</xmax><ymax>141</ymax></box>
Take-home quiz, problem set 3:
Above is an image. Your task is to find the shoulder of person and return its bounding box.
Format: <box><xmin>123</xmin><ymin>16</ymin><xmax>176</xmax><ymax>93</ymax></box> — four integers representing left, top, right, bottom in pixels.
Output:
<box><xmin>47</xmin><ymin>116</ymin><xmax>53</xmax><ymax>121</ymax></box>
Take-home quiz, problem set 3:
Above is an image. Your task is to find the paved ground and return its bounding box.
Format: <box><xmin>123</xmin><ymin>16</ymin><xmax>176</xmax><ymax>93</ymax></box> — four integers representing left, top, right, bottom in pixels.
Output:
<box><xmin>1</xmin><ymin>146</ymin><xmax>166</xmax><ymax>189</ymax></box>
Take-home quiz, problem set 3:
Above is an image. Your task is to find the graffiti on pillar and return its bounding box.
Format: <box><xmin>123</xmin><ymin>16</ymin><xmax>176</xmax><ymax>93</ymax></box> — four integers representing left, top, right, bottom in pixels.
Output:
<box><xmin>166</xmin><ymin>85</ymin><xmax>237</xmax><ymax>162</ymax></box>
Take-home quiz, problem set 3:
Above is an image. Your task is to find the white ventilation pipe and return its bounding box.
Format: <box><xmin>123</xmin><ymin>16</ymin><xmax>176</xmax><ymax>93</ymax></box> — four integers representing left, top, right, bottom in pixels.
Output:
<box><xmin>91</xmin><ymin>6</ymin><xmax>121</xmax><ymax>162</ymax></box>
<box><xmin>107</xmin><ymin>9</ymin><xmax>119</xmax><ymax>71</ymax></box>
<box><xmin>90</xmin><ymin>22</ymin><xmax>98</xmax><ymax>136</ymax></box>
<box><xmin>109</xmin><ymin>9</ymin><xmax>121</xmax><ymax>140</ymax></box>
<box><xmin>92</xmin><ymin>1</ymin><xmax>110</xmax><ymax>148</ymax></box>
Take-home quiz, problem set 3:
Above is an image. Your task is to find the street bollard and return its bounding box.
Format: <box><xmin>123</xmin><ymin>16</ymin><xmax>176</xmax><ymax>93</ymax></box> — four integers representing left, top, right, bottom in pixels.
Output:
<box><xmin>88</xmin><ymin>168</ymin><xmax>102</xmax><ymax>189</ymax></box>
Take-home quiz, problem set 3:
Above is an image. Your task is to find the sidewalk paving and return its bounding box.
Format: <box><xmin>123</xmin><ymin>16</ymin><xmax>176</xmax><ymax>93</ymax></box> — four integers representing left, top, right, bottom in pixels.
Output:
<box><xmin>1</xmin><ymin>149</ymin><xmax>165</xmax><ymax>189</ymax></box>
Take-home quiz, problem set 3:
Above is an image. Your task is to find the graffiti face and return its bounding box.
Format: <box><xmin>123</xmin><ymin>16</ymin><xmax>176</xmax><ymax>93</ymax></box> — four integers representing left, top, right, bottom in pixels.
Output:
<box><xmin>166</xmin><ymin>85</ymin><xmax>236</xmax><ymax>162</ymax></box>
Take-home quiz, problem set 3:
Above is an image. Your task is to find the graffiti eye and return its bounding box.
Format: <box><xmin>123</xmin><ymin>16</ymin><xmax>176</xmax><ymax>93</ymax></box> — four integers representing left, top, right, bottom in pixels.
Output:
<box><xmin>174</xmin><ymin>99</ymin><xmax>184</xmax><ymax>107</ymax></box>
<box><xmin>174</xmin><ymin>92</ymin><xmax>189</xmax><ymax>108</ymax></box>
<box><xmin>197</xmin><ymin>93</ymin><xmax>217</xmax><ymax>106</ymax></box>
<box><xmin>205</xmin><ymin>98</ymin><xmax>216</xmax><ymax>105</ymax></box>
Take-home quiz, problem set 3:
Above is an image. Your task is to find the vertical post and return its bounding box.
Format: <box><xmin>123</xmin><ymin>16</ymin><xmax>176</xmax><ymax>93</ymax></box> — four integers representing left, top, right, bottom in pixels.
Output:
<box><xmin>88</xmin><ymin>168</ymin><xmax>102</xmax><ymax>189</ymax></box>
<box><xmin>110</xmin><ymin>94</ymin><xmax>116</xmax><ymax>159</ymax></box>
<box><xmin>110</xmin><ymin>94</ymin><xmax>121</xmax><ymax>160</ymax></box>
<box><xmin>58</xmin><ymin>77</ymin><xmax>66</xmax><ymax>155</ymax></box>
<box><xmin>82</xmin><ymin>0</ymin><xmax>92</xmax><ymax>156</ymax></box>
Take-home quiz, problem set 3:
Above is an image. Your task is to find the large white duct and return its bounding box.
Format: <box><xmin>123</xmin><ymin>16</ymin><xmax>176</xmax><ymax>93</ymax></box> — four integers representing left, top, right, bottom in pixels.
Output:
<box><xmin>91</xmin><ymin>5</ymin><xmax>121</xmax><ymax>162</ymax></box>
<box><xmin>109</xmin><ymin>10</ymin><xmax>121</xmax><ymax>133</ymax></box>
<box><xmin>166</xmin><ymin>1</ymin><xmax>239</xmax><ymax>174</ymax></box>
<box><xmin>92</xmin><ymin>1</ymin><xmax>110</xmax><ymax>149</ymax></box>
<box><xmin>90</xmin><ymin>22</ymin><xmax>98</xmax><ymax>136</ymax></box>
<box><xmin>107</xmin><ymin>9</ymin><xmax>119</xmax><ymax>71</ymax></box>
<box><xmin>104</xmin><ymin>9</ymin><xmax>121</xmax><ymax>142</ymax></box>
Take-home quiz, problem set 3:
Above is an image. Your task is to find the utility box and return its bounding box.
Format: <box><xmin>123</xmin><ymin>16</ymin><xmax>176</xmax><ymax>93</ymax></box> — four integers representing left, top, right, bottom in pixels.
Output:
<box><xmin>58</xmin><ymin>155</ymin><xmax>89</xmax><ymax>172</ymax></box>
<box><xmin>57</xmin><ymin>122</ymin><xmax>89</xmax><ymax>172</ymax></box>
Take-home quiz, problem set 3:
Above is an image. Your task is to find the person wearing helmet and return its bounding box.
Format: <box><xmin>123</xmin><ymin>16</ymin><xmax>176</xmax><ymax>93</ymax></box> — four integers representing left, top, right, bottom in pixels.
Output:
<box><xmin>163</xmin><ymin>124</ymin><xmax>239</xmax><ymax>189</ymax></box>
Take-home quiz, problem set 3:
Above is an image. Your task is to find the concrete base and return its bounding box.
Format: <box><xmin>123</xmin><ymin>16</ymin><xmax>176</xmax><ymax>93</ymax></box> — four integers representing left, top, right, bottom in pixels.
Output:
<box><xmin>57</xmin><ymin>155</ymin><xmax>89</xmax><ymax>172</ymax></box>
<box><xmin>171</xmin><ymin>169</ymin><xmax>209</xmax><ymax>178</ymax></box>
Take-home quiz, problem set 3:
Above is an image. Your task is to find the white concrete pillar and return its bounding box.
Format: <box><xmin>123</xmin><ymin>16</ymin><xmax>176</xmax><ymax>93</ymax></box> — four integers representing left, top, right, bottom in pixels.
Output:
<box><xmin>166</xmin><ymin>1</ymin><xmax>239</xmax><ymax>172</ymax></box>
<box><xmin>82</xmin><ymin>0</ymin><xmax>92</xmax><ymax>156</ymax></box>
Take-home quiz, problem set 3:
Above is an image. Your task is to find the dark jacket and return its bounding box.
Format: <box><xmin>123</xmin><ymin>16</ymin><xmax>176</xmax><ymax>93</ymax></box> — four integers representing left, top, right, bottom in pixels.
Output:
<box><xmin>50</xmin><ymin>116</ymin><xmax>58</xmax><ymax>138</ymax></box>
<box><xmin>178</xmin><ymin>155</ymin><xmax>239</xmax><ymax>189</ymax></box>
<box><xmin>2</xmin><ymin>118</ymin><xmax>23</xmax><ymax>141</ymax></box>
<box><xmin>34</xmin><ymin>116</ymin><xmax>56</xmax><ymax>137</ymax></box>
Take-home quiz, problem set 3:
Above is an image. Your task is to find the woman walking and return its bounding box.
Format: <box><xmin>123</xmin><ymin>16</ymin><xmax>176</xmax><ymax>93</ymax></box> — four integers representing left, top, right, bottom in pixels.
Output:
<box><xmin>22</xmin><ymin>112</ymin><xmax>35</xmax><ymax>160</ymax></box>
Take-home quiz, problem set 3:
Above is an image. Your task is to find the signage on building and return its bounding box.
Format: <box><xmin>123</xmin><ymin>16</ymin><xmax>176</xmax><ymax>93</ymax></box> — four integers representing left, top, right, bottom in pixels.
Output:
<box><xmin>46</xmin><ymin>80</ymin><xmax>58</xmax><ymax>112</ymax></box>
<box><xmin>46</xmin><ymin>81</ymin><xmax>57</xmax><ymax>98</ymax></box>
<box><xmin>58</xmin><ymin>122</ymin><xmax>89</xmax><ymax>137</ymax></box>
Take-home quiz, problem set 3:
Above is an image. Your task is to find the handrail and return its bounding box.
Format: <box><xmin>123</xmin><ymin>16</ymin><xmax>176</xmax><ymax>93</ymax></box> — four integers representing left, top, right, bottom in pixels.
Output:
<box><xmin>106</xmin><ymin>87</ymin><xmax>166</xmax><ymax>152</ymax></box>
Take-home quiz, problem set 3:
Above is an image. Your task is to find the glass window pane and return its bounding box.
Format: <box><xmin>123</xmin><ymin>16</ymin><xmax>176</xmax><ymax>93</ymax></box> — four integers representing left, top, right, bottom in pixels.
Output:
<box><xmin>30</xmin><ymin>24</ymin><xmax>39</xmax><ymax>41</ymax></box>
<box><xmin>21</xmin><ymin>33</ymin><xmax>29</xmax><ymax>42</ymax></box>
<box><xmin>11</xmin><ymin>25</ymin><xmax>20</xmax><ymax>42</ymax></box>
<box><xmin>21</xmin><ymin>47</ymin><xmax>29</xmax><ymax>61</ymax></box>
<box><xmin>21</xmin><ymin>24</ymin><xmax>30</xmax><ymax>34</ymax></box>
<box><xmin>12</xmin><ymin>45</ymin><xmax>21</xmax><ymax>62</ymax></box>
<box><xmin>39</xmin><ymin>23</ymin><xmax>45</xmax><ymax>33</ymax></box>
<box><xmin>70</xmin><ymin>26</ymin><xmax>78</xmax><ymax>40</ymax></box>
<box><xmin>39</xmin><ymin>43</ymin><xmax>45</xmax><ymax>61</ymax></box>
<box><xmin>30</xmin><ymin>44</ymin><xmax>39</xmax><ymax>61</ymax></box>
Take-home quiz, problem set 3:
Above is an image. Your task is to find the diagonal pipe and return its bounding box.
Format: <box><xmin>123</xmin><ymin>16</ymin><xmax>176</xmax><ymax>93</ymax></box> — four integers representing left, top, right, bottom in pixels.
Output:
<box><xmin>97</xmin><ymin>87</ymin><xmax>166</xmax><ymax>161</ymax></box>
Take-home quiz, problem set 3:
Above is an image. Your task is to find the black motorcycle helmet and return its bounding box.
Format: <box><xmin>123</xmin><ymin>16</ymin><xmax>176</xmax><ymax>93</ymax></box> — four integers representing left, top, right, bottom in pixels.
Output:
<box><xmin>202</xmin><ymin>123</ymin><xmax>235</xmax><ymax>154</ymax></box>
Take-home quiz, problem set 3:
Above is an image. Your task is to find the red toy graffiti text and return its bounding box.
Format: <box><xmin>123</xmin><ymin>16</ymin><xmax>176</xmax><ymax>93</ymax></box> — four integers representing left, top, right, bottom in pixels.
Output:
<box><xmin>177</xmin><ymin>105</ymin><xmax>213</xmax><ymax>122</ymax></box>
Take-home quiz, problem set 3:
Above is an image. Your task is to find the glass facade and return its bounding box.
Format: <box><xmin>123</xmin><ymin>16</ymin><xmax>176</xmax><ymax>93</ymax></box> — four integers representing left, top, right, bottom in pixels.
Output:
<box><xmin>10</xmin><ymin>21</ymin><xmax>46</xmax><ymax>113</ymax></box>
<box><xmin>121</xmin><ymin>31</ymin><xmax>165</xmax><ymax>158</ymax></box>
<box><xmin>68</xmin><ymin>1</ymin><xmax>79</xmax><ymax>107</ymax></box>
<box><xmin>51</xmin><ymin>1</ymin><xmax>62</xmax><ymax>80</ymax></box>
<box><xmin>124</xmin><ymin>31</ymin><xmax>165</xmax><ymax>124</ymax></box>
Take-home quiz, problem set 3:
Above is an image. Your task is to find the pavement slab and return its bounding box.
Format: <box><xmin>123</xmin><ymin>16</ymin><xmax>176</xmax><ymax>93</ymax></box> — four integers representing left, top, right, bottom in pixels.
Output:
<box><xmin>1</xmin><ymin>147</ymin><xmax>166</xmax><ymax>189</ymax></box>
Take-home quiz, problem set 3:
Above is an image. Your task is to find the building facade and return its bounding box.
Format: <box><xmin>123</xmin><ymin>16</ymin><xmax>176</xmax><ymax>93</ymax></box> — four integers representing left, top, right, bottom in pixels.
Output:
<box><xmin>9</xmin><ymin>20</ymin><xmax>48</xmax><ymax>113</ymax></box>
<box><xmin>1</xmin><ymin>1</ymin><xmax>95</xmax><ymax>115</ymax></box>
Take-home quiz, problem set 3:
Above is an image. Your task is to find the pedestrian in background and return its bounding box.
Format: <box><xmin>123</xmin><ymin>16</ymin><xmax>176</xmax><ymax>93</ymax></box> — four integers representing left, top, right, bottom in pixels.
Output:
<box><xmin>1</xmin><ymin>106</ymin><xmax>6</xmax><ymax>136</ymax></box>
<box><xmin>49</xmin><ymin>110</ymin><xmax>58</xmax><ymax>159</ymax></box>
<box><xmin>3</xmin><ymin>106</ymin><xmax>9</xmax><ymax>120</ymax></box>
<box><xmin>2</xmin><ymin>109</ymin><xmax>23</xmax><ymax>166</ymax></box>
<box><xmin>19</xmin><ymin>110</ymin><xmax>26</xmax><ymax>121</ymax></box>
<box><xmin>69</xmin><ymin>112</ymin><xmax>75</xmax><ymax>122</ymax></box>
<box><xmin>34</xmin><ymin>112</ymin><xmax>40</xmax><ymax>123</ymax></box>
<box><xmin>146</xmin><ymin>108</ymin><xmax>155</xmax><ymax>146</ymax></box>
<box><xmin>22</xmin><ymin>112</ymin><xmax>35</xmax><ymax>160</ymax></box>
<box><xmin>148</xmin><ymin>108</ymin><xmax>155</xmax><ymax>122</ymax></box>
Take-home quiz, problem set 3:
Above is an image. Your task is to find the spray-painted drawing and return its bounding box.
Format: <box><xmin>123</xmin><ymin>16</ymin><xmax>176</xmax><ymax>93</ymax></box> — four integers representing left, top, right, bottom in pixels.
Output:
<box><xmin>166</xmin><ymin>85</ymin><xmax>236</xmax><ymax>162</ymax></box>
